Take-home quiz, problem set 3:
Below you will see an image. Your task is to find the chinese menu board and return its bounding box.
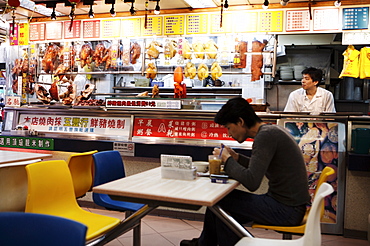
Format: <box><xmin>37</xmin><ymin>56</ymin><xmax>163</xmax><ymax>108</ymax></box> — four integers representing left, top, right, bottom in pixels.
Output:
<box><xmin>186</xmin><ymin>14</ymin><xmax>208</xmax><ymax>34</ymax></box>
<box><xmin>18</xmin><ymin>114</ymin><xmax>131</xmax><ymax>139</ymax></box>
<box><xmin>101</xmin><ymin>19</ymin><xmax>121</xmax><ymax>38</ymax></box>
<box><xmin>46</xmin><ymin>22</ymin><xmax>63</xmax><ymax>40</ymax></box>
<box><xmin>314</xmin><ymin>8</ymin><xmax>339</xmax><ymax>31</ymax></box>
<box><xmin>29</xmin><ymin>23</ymin><xmax>45</xmax><ymax>41</ymax></box>
<box><xmin>164</xmin><ymin>15</ymin><xmax>185</xmax><ymax>35</ymax></box>
<box><xmin>259</xmin><ymin>11</ymin><xmax>283</xmax><ymax>32</ymax></box>
<box><xmin>286</xmin><ymin>10</ymin><xmax>310</xmax><ymax>32</ymax></box>
<box><xmin>133</xmin><ymin>118</ymin><xmax>233</xmax><ymax>141</ymax></box>
<box><xmin>285</xmin><ymin>121</ymin><xmax>340</xmax><ymax>224</ymax></box>
<box><xmin>142</xmin><ymin>16</ymin><xmax>163</xmax><ymax>36</ymax></box>
<box><xmin>121</xmin><ymin>18</ymin><xmax>141</xmax><ymax>37</ymax></box>
<box><xmin>106</xmin><ymin>98</ymin><xmax>181</xmax><ymax>109</ymax></box>
<box><xmin>210</xmin><ymin>13</ymin><xmax>233</xmax><ymax>33</ymax></box>
<box><xmin>9</xmin><ymin>23</ymin><xmax>18</xmax><ymax>46</ymax></box>
<box><xmin>83</xmin><ymin>20</ymin><xmax>100</xmax><ymax>39</ymax></box>
<box><xmin>18</xmin><ymin>23</ymin><xmax>29</xmax><ymax>46</ymax></box>
<box><xmin>233</xmin><ymin>12</ymin><xmax>258</xmax><ymax>33</ymax></box>
<box><xmin>342</xmin><ymin>7</ymin><xmax>369</xmax><ymax>30</ymax></box>
<box><xmin>64</xmin><ymin>20</ymin><xmax>81</xmax><ymax>39</ymax></box>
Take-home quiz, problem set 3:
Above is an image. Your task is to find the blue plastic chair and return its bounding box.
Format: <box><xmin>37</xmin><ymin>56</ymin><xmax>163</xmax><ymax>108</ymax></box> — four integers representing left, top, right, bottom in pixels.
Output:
<box><xmin>93</xmin><ymin>150</ymin><xmax>145</xmax><ymax>246</ymax></box>
<box><xmin>0</xmin><ymin>212</ymin><xmax>87</xmax><ymax>246</ymax></box>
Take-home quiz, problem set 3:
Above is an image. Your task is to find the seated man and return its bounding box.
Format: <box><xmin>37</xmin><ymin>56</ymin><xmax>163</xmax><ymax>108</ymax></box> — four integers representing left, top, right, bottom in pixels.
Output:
<box><xmin>182</xmin><ymin>97</ymin><xmax>310</xmax><ymax>246</ymax></box>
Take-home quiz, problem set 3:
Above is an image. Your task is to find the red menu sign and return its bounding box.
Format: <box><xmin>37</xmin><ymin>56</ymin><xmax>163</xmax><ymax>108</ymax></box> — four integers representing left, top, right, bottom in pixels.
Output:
<box><xmin>29</xmin><ymin>23</ymin><xmax>45</xmax><ymax>41</ymax></box>
<box><xmin>83</xmin><ymin>20</ymin><xmax>100</xmax><ymax>38</ymax></box>
<box><xmin>133</xmin><ymin>118</ymin><xmax>233</xmax><ymax>140</ymax></box>
<box><xmin>64</xmin><ymin>20</ymin><xmax>81</xmax><ymax>39</ymax></box>
<box><xmin>9</xmin><ymin>23</ymin><xmax>19</xmax><ymax>46</ymax></box>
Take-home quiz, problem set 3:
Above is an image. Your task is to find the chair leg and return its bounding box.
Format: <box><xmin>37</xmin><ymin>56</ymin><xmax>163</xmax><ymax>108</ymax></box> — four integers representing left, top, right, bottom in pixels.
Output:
<box><xmin>126</xmin><ymin>211</ymin><xmax>141</xmax><ymax>246</ymax></box>
<box><xmin>282</xmin><ymin>233</ymin><xmax>292</xmax><ymax>240</ymax></box>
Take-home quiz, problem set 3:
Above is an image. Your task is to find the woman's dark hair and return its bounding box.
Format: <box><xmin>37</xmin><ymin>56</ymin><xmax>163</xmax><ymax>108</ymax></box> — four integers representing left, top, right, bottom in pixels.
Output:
<box><xmin>214</xmin><ymin>97</ymin><xmax>262</xmax><ymax>128</ymax></box>
<box><xmin>302</xmin><ymin>67</ymin><xmax>323</xmax><ymax>84</ymax></box>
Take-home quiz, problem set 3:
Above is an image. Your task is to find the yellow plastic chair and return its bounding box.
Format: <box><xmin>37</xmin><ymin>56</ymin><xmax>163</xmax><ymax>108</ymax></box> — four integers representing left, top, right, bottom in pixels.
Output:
<box><xmin>25</xmin><ymin>160</ymin><xmax>120</xmax><ymax>242</ymax></box>
<box><xmin>67</xmin><ymin>150</ymin><xmax>98</xmax><ymax>198</ymax></box>
<box><xmin>252</xmin><ymin>166</ymin><xmax>335</xmax><ymax>239</ymax></box>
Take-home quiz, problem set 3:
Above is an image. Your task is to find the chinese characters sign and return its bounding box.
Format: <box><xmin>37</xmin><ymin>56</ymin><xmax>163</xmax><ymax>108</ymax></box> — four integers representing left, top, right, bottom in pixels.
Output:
<box><xmin>0</xmin><ymin>136</ymin><xmax>54</xmax><ymax>150</ymax></box>
<box><xmin>19</xmin><ymin>114</ymin><xmax>131</xmax><ymax>139</ymax></box>
<box><xmin>106</xmin><ymin>99</ymin><xmax>181</xmax><ymax>109</ymax></box>
<box><xmin>133</xmin><ymin>118</ymin><xmax>233</xmax><ymax>140</ymax></box>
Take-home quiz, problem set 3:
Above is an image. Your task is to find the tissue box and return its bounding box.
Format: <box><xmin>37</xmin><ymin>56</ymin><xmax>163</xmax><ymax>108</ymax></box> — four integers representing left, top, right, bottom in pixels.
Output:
<box><xmin>160</xmin><ymin>154</ymin><xmax>192</xmax><ymax>169</ymax></box>
<box><xmin>161</xmin><ymin>167</ymin><xmax>196</xmax><ymax>180</ymax></box>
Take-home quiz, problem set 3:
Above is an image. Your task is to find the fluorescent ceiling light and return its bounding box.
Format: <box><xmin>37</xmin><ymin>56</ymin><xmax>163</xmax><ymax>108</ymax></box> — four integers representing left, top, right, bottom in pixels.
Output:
<box><xmin>183</xmin><ymin>0</ymin><xmax>217</xmax><ymax>8</ymax></box>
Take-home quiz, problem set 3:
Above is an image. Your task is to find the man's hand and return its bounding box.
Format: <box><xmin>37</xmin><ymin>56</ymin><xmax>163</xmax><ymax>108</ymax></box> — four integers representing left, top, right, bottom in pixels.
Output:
<box><xmin>213</xmin><ymin>144</ymin><xmax>239</xmax><ymax>163</ymax></box>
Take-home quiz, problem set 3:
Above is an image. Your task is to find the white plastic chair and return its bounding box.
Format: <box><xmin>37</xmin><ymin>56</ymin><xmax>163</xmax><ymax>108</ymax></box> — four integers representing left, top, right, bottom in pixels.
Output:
<box><xmin>235</xmin><ymin>183</ymin><xmax>334</xmax><ymax>246</ymax></box>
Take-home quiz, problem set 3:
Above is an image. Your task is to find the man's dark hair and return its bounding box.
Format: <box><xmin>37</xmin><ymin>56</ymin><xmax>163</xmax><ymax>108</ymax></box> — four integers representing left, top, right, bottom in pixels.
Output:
<box><xmin>214</xmin><ymin>97</ymin><xmax>262</xmax><ymax>128</ymax></box>
<box><xmin>301</xmin><ymin>67</ymin><xmax>323</xmax><ymax>85</ymax></box>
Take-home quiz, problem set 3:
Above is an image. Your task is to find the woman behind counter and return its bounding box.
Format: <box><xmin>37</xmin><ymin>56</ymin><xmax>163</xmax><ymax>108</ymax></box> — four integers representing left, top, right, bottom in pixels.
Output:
<box><xmin>284</xmin><ymin>67</ymin><xmax>336</xmax><ymax>114</ymax></box>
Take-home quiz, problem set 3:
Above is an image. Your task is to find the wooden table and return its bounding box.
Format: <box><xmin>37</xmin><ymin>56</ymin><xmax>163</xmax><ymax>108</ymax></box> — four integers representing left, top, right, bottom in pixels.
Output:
<box><xmin>92</xmin><ymin>167</ymin><xmax>253</xmax><ymax>246</ymax></box>
<box><xmin>0</xmin><ymin>150</ymin><xmax>52</xmax><ymax>212</ymax></box>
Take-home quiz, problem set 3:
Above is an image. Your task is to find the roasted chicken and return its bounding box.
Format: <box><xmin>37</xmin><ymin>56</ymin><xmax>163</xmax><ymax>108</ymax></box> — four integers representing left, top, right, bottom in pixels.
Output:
<box><xmin>130</xmin><ymin>42</ymin><xmax>141</xmax><ymax>64</ymax></box>
<box><xmin>192</xmin><ymin>41</ymin><xmax>205</xmax><ymax>59</ymax></box>
<box><xmin>146</xmin><ymin>63</ymin><xmax>157</xmax><ymax>79</ymax></box>
<box><xmin>164</xmin><ymin>40</ymin><xmax>178</xmax><ymax>59</ymax></box>
<box><xmin>211</xmin><ymin>62</ymin><xmax>222</xmax><ymax>81</ymax></box>
<box><xmin>79</xmin><ymin>43</ymin><xmax>94</xmax><ymax>68</ymax></box>
<box><xmin>197</xmin><ymin>63</ymin><xmax>209</xmax><ymax>81</ymax></box>
<box><xmin>182</xmin><ymin>39</ymin><xmax>193</xmax><ymax>60</ymax></box>
<box><xmin>152</xmin><ymin>84</ymin><xmax>159</xmax><ymax>98</ymax></box>
<box><xmin>92</xmin><ymin>43</ymin><xmax>106</xmax><ymax>67</ymax></box>
<box><xmin>204</xmin><ymin>40</ymin><xmax>218</xmax><ymax>59</ymax></box>
<box><xmin>42</xmin><ymin>43</ymin><xmax>60</xmax><ymax>73</ymax></box>
<box><xmin>102</xmin><ymin>44</ymin><xmax>121</xmax><ymax>70</ymax></box>
<box><xmin>184</xmin><ymin>62</ymin><xmax>196</xmax><ymax>79</ymax></box>
<box><xmin>146</xmin><ymin>41</ymin><xmax>162</xmax><ymax>59</ymax></box>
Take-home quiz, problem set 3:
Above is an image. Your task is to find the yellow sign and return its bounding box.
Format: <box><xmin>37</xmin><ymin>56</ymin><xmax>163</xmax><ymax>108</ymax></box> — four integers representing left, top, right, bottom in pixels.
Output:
<box><xmin>186</xmin><ymin>14</ymin><xmax>208</xmax><ymax>34</ymax></box>
<box><xmin>18</xmin><ymin>22</ymin><xmax>29</xmax><ymax>46</ymax></box>
<box><xmin>164</xmin><ymin>15</ymin><xmax>184</xmax><ymax>35</ymax></box>
<box><xmin>210</xmin><ymin>13</ymin><xmax>233</xmax><ymax>34</ymax></box>
<box><xmin>234</xmin><ymin>12</ymin><xmax>258</xmax><ymax>33</ymax></box>
<box><xmin>142</xmin><ymin>16</ymin><xmax>163</xmax><ymax>36</ymax></box>
<box><xmin>259</xmin><ymin>11</ymin><xmax>284</xmax><ymax>32</ymax></box>
<box><xmin>121</xmin><ymin>18</ymin><xmax>141</xmax><ymax>37</ymax></box>
<box><xmin>102</xmin><ymin>19</ymin><xmax>121</xmax><ymax>38</ymax></box>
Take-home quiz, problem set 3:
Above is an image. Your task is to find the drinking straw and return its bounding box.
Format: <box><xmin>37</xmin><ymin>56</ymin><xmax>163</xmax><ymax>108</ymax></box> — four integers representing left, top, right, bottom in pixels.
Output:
<box><xmin>219</xmin><ymin>144</ymin><xmax>224</xmax><ymax>159</ymax></box>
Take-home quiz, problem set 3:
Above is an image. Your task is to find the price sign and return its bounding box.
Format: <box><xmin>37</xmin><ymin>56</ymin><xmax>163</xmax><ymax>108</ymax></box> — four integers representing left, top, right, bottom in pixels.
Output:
<box><xmin>102</xmin><ymin>19</ymin><xmax>121</xmax><ymax>38</ymax></box>
<box><xmin>234</xmin><ymin>12</ymin><xmax>258</xmax><ymax>33</ymax></box>
<box><xmin>83</xmin><ymin>20</ymin><xmax>100</xmax><ymax>38</ymax></box>
<box><xmin>18</xmin><ymin>22</ymin><xmax>29</xmax><ymax>46</ymax></box>
<box><xmin>164</xmin><ymin>15</ymin><xmax>184</xmax><ymax>35</ymax></box>
<box><xmin>9</xmin><ymin>23</ymin><xmax>19</xmax><ymax>46</ymax></box>
<box><xmin>259</xmin><ymin>11</ymin><xmax>283</xmax><ymax>32</ymax></box>
<box><xmin>286</xmin><ymin>10</ymin><xmax>310</xmax><ymax>31</ymax></box>
<box><xmin>64</xmin><ymin>20</ymin><xmax>81</xmax><ymax>39</ymax></box>
<box><xmin>186</xmin><ymin>14</ymin><xmax>208</xmax><ymax>34</ymax></box>
<box><xmin>29</xmin><ymin>23</ymin><xmax>45</xmax><ymax>41</ymax></box>
<box><xmin>314</xmin><ymin>8</ymin><xmax>339</xmax><ymax>31</ymax></box>
<box><xmin>210</xmin><ymin>13</ymin><xmax>233</xmax><ymax>33</ymax></box>
<box><xmin>142</xmin><ymin>16</ymin><xmax>163</xmax><ymax>36</ymax></box>
<box><xmin>46</xmin><ymin>22</ymin><xmax>63</xmax><ymax>40</ymax></box>
<box><xmin>343</xmin><ymin>7</ymin><xmax>369</xmax><ymax>30</ymax></box>
<box><xmin>121</xmin><ymin>18</ymin><xmax>141</xmax><ymax>37</ymax></box>
<box><xmin>6</xmin><ymin>96</ymin><xmax>21</xmax><ymax>107</ymax></box>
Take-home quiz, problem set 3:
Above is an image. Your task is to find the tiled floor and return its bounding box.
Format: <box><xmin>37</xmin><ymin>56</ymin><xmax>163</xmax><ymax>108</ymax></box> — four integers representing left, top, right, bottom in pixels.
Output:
<box><xmin>83</xmin><ymin>206</ymin><xmax>369</xmax><ymax>246</ymax></box>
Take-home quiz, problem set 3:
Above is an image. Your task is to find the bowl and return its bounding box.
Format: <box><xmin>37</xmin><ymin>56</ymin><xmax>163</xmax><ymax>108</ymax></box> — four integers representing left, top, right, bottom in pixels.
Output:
<box><xmin>192</xmin><ymin>161</ymin><xmax>209</xmax><ymax>173</ymax></box>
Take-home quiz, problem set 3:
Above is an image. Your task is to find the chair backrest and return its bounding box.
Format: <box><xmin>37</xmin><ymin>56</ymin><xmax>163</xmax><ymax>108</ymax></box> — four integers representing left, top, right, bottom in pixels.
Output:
<box><xmin>92</xmin><ymin>150</ymin><xmax>126</xmax><ymax>187</ymax></box>
<box><xmin>0</xmin><ymin>212</ymin><xmax>87</xmax><ymax>246</ymax></box>
<box><xmin>67</xmin><ymin>150</ymin><xmax>98</xmax><ymax>198</ymax></box>
<box><xmin>25</xmin><ymin>160</ymin><xmax>82</xmax><ymax>215</ymax></box>
<box><xmin>315</xmin><ymin>166</ymin><xmax>335</xmax><ymax>196</ymax></box>
<box><xmin>303</xmin><ymin>183</ymin><xmax>334</xmax><ymax>246</ymax></box>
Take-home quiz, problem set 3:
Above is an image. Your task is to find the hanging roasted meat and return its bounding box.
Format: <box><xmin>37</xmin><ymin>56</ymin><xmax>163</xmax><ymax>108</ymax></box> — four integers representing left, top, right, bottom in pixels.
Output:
<box><xmin>59</xmin><ymin>83</ymin><xmax>77</xmax><ymax>105</ymax></box>
<box><xmin>233</xmin><ymin>41</ymin><xmax>247</xmax><ymax>69</ymax></box>
<box><xmin>35</xmin><ymin>84</ymin><xmax>51</xmax><ymax>104</ymax></box>
<box><xmin>79</xmin><ymin>43</ymin><xmax>94</xmax><ymax>68</ymax></box>
<box><xmin>49</xmin><ymin>81</ymin><xmax>59</xmax><ymax>101</ymax></box>
<box><xmin>92</xmin><ymin>43</ymin><xmax>107</xmax><ymax>67</ymax></box>
<box><xmin>251</xmin><ymin>40</ymin><xmax>268</xmax><ymax>82</ymax></box>
<box><xmin>102</xmin><ymin>43</ymin><xmax>121</xmax><ymax>70</ymax></box>
<box><xmin>130</xmin><ymin>42</ymin><xmax>141</xmax><ymax>64</ymax></box>
<box><xmin>42</xmin><ymin>43</ymin><xmax>60</xmax><ymax>73</ymax></box>
<box><xmin>146</xmin><ymin>41</ymin><xmax>162</xmax><ymax>59</ymax></box>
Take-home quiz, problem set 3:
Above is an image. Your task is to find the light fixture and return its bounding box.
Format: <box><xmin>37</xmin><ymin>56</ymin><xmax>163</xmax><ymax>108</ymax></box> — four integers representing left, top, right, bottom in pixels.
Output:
<box><xmin>50</xmin><ymin>6</ymin><xmax>56</xmax><ymax>20</ymax></box>
<box><xmin>154</xmin><ymin>1</ymin><xmax>160</xmax><ymax>15</ymax></box>
<box><xmin>130</xmin><ymin>2</ymin><xmax>136</xmax><ymax>15</ymax></box>
<box><xmin>224</xmin><ymin>0</ymin><xmax>229</xmax><ymax>10</ymax></box>
<box><xmin>110</xmin><ymin>3</ymin><xmax>116</xmax><ymax>16</ymax></box>
<box><xmin>262</xmin><ymin>0</ymin><xmax>269</xmax><ymax>10</ymax></box>
<box><xmin>88</xmin><ymin>4</ymin><xmax>94</xmax><ymax>18</ymax></box>
<box><xmin>334</xmin><ymin>0</ymin><xmax>341</xmax><ymax>7</ymax></box>
<box><xmin>280</xmin><ymin>0</ymin><xmax>289</xmax><ymax>6</ymax></box>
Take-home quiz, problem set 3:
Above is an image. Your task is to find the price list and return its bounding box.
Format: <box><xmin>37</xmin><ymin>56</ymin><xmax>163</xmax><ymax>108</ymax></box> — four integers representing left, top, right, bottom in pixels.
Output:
<box><xmin>142</xmin><ymin>16</ymin><xmax>162</xmax><ymax>36</ymax></box>
<box><xmin>164</xmin><ymin>15</ymin><xmax>184</xmax><ymax>35</ymax></box>
<box><xmin>64</xmin><ymin>20</ymin><xmax>81</xmax><ymax>39</ymax></box>
<box><xmin>314</xmin><ymin>8</ymin><xmax>339</xmax><ymax>31</ymax></box>
<box><xmin>343</xmin><ymin>7</ymin><xmax>369</xmax><ymax>30</ymax></box>
<box><xmin>46</xmin><ymin>22</ymin><xmax>63</xmax><ymax>40</ymax></box>
<box><xmin>259</xmin><ymin>11</ymin><xmax>283</xmax><ymax>32</ymax></box>
<box><xmin>83</xmin><ymin>20</ymin><xmax>100</xmax><ymax>39</ymax></box>
<box><xmin>121</xmin><ymin>18</ymin><xmax>141</xmax><ymax>37</ymax></box>
<box><xmin>233</xmin><ymin>12</ymin><xmax>258</xmax><ymax>33</ymax></box>
<box><xmin>18</xmin><ymin>22</ymin><xmax>29</xmax><ymax>46</ymax></box>
<box><xmin>186</xmin><ymin>14</ymin><xmax>208</xmax><ymax>34</ymax></box>
<box><xmin>102</xmin><ymin>19</ymin><xmax>121</xmax><ymax>38</ymax></box>
<box><xmin>29</xmin><ymin>23</ymin><xmax>45</xmax><ymax>41</ymax></box>
<box><xmin>210</xmin><ymin>13</ymin><xmax>232</xmax><ymax>33</ymax></box>
<box><xmin>286</xmin><ymin>10</ymin><xmax>310</xmax><ymax>31</ymax></box>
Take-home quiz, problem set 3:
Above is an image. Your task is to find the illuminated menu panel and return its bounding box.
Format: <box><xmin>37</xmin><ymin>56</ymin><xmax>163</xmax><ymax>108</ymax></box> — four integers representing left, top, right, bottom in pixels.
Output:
<box><xmin>102</xmin><ymin>19</ymin><xmax>121</xmax><ymax>38</ymax></box>
<box><xmin>46</xmin><ymin>22</ymin><xmax>63</xmax><ymax>40</ymax></box>
<box><xmin>64</xmin><ymin>20</ymin><xmax>81</xmax><ymax>39</ymax></box>
<box><xmin>210</xmin><ymin>13</ymin><xmax>233</xmax><ymax>33</ymax></box>
<box><xmin>233</xmin><ymin>12</ymin><xmax>258</xmax><ymax>33</ymax></box>
<box><xmin>343</xmin><ymin>7</ymin><xmax>369</xmax><ymax>30</ymax></box>
<box><xmin>186</xmin><ymin>14</ymin><xmax>208</xmax><ymax>34</ymax></box>
<box><xmin>164</xmin><ymin>15</ymin><xmax>184</xmax><ymax>35</ymax></box>
<box><xmin>18</xmin><ymin>22</ymin><xmax>29</xmax><ymax>46</ymax></box>
<box><xmin>259</xmin><ymin>11</ymin><xmax>283</xmax><ymax>32</ymax></box>
<box><xmin>83</xmin><ymin>20</ymin><xmax>100</xmax><ymax>39</ymax></box>
<box><xmin>314</xmin><ymin>8</ymin><xmax>339</xmax><ymax>31</ymax></box>
<box><xmin>286</xmin><ymin>10</ymin><xmax>310</xmax><ymax>31</ymax></box>
<box><xmin>29</xmin><ymin>23</ymin><xmax>45</xmax><ymax>41</ymax></box>
<box><xmin>121</xmin><ymin>18</ymin><xmax>141</xmax><ymax>37</ymax></box>
<box><xmin>142</xmin><ymin>16</ymin><xmax>163</xmax><ymax>36</ymax></box>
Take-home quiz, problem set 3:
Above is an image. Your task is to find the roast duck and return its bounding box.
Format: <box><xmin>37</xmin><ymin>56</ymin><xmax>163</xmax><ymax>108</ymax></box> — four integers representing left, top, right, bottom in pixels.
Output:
<box><xmin>55</xmin><ymin>44</ymin><xmax>76</xmax><ymax>80</ymax></box>
<box><xmin>11</xmin><ymin>58</ymin><xmax>22</xmax><ymax>93</ymax></box>
<box><xmin>35</xmin><ymin>84</ymin><xmax>51</xmax><ymax>104</ymax></box>
<box><xmin>130</xmin><ymin>42</ymin><xmax>141</xmax><ymax>64</ymax></box>
<box><xmin>59</xmin><ymin>83</ymin><xmax>77</xmax><ymax>105</ymax></box>
<box><xmin>233</xmin><ymin>41</ymin><xmax>247</xmax><ymax>69</ymax></box>
<box><xmin>80</xmin><ymin>43</ymin><xmax>94</xmax><ymax>68</ymax></box>
<box><xmin>102</xmin><ymin>43</ymin><xmax>121</xmax><ymax>70</ymax></box>
<box><xmin>92</xmin><ymin>43</ymin><xmax>107</xmax><ymax>67</ymax></box>
<box><xmin>251</xmin><ymin>40</ymin><xmax>268</xmax><ymax>82</ymax></box>
<box><xmin>75</xmin><ymin>84</ymin><xmax>95</xmax><ymax>105</ymax></box>
<box><xmin>42</xmin><ymin>43</ymin><xmax>60</xmax><ymax>73</ymax></box>
<box><xmin>146</xmin><ymin>41</ymin><xmax>162</xmax><ymax>59</ymax></box>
